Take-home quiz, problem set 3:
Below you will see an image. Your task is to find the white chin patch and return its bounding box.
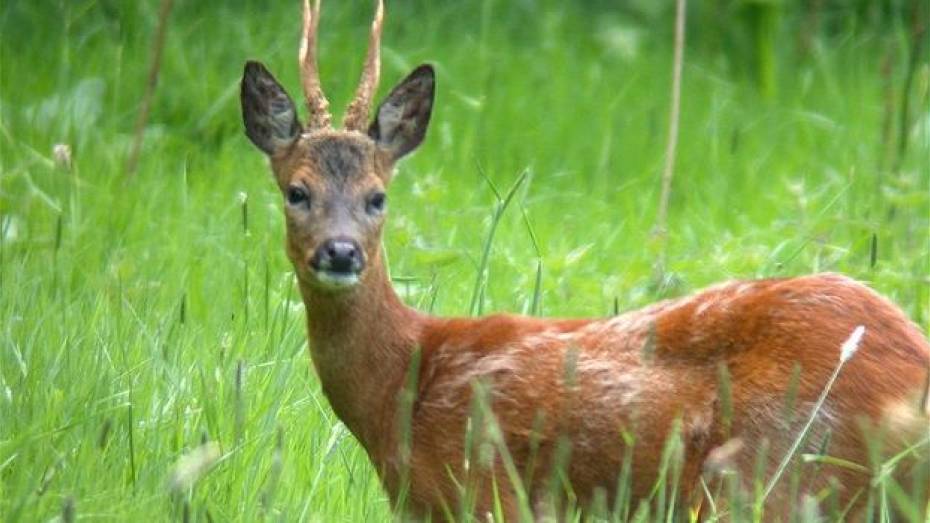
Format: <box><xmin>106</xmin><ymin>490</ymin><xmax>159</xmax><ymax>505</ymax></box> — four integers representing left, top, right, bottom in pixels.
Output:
<box><xmin>315</xmin><ymin>271</ymin><xmax>360</xmax><ymax>289</ymax></box>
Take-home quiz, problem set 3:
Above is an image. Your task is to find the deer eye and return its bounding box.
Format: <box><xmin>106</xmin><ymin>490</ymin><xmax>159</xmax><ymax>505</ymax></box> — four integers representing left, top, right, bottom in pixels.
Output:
<box><xmin>287</xmin><ymin>186</ymin><xmax>310</xmax><ymax>207</ymax></box>
<box><xmin>366</xmin><ymin>192</ymin><xmax>386</xmax><ymax>215</ymax></box>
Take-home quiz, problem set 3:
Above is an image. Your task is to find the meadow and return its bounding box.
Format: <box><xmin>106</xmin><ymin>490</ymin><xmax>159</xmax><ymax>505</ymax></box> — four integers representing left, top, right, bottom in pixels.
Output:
<box><xmin>1</xmin><ymin>0</ymin><xmax>928</xmax><ymax>520</ymax></box>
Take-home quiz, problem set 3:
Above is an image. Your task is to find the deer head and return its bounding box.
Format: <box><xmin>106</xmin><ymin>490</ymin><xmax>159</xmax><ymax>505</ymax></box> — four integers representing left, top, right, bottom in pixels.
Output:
<box><xmin>240</xmin><ymin>0</ymin><xmax>434</xmax><ymax>292</ymax></box>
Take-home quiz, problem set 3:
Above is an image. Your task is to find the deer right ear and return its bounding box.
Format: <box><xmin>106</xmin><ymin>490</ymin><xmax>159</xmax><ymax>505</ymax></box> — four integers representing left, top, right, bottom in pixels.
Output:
<box><xmin>368</xmin><ymin>64</ymin><xmax>435</xmax><ymax>161</ymax></box>
<box><xmin>241</xmin><ymin>61</ymin><xmax>301</xmax><ymax>156</ymax></box>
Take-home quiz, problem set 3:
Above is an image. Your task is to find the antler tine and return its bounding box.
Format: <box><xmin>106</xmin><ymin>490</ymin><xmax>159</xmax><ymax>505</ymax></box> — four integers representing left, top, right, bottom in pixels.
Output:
<box><xmin>299</xmin><ymin>0</ymin><xmax>332</xmax><ymax>130</ymax></box>
<box><xmin>343</xmin><ymin>0</ymin><xmax>384</xmax><ymax>131</ymax></box>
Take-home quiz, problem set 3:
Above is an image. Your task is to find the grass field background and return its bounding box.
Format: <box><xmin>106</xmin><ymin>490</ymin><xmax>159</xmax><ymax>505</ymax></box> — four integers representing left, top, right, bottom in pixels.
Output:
<box><xmin>1</xmin><ymin>0</ymin><xmax>928</xmax><ymax>520</ymax></box>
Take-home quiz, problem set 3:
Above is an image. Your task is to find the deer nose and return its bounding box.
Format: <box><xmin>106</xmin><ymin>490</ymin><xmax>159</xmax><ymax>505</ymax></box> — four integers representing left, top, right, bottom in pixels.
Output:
<box><xmin>311</xmin><ymin>238</ymin><xmax>365</xmax><ymax>274</ymax></box>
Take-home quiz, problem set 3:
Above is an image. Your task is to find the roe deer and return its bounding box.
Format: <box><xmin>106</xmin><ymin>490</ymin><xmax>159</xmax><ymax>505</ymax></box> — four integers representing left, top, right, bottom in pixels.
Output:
<box><xmin>239</xmin><ymin>1</ymin><xmax>930</xmax><ymax>518</ymax></box>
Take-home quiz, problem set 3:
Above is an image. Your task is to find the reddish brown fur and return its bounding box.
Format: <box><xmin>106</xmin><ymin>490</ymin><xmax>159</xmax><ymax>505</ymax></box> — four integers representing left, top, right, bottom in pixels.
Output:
<box><xmin>298</xmin><ymin>269</ymin><xmax>930</xmax><ymax>519</ymax></box>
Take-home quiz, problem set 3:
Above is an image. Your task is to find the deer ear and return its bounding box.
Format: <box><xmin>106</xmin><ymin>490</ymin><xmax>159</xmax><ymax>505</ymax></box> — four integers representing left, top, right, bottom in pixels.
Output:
<box><xmin>241</xmin><ymin>61</ymin><xmax>300</xmax><ymax>156</ymax></box>
<box><xmin>368</xmin><ymin>64</ymin><xmax>435</xmax><ymax>161</ymax></box>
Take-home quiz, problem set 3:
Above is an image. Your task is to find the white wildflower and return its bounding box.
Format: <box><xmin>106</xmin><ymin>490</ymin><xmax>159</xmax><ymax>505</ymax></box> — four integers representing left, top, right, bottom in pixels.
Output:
<box><xmin>53</xmin><ymin>144</ymin><xmax>72</xmax><ymax>171</ymax></box>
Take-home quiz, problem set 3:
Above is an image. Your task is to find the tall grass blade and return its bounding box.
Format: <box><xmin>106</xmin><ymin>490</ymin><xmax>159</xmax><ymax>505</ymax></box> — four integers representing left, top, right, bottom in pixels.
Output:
<box><xmin>760</xmin><ymin>326</ymin><xmax>866</xmax><ymax>507</ymax></box>
<box><xmin>469</xmin><ymin>168</ymin><xmax>528</xmax><ymax>316</ymax></box>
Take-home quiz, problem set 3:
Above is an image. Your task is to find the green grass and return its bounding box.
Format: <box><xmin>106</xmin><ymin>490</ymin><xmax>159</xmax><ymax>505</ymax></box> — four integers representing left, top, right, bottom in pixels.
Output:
<box><xmin>1</xmin><ymin>0</ymin><xmax>928</xmax><ymax>520</ymax></box>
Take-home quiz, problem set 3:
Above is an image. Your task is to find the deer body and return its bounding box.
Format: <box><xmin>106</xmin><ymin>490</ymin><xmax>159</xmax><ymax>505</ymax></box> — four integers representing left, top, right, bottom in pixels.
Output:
<box><xmin>240</xmin><ymin>2</ymin><xmax>929</xmax><ymax>518</ymax></box>
<box><xmin>301</xmin><ymin>266</ymin><xmax>929</xmax><ymax>518</ymax></box>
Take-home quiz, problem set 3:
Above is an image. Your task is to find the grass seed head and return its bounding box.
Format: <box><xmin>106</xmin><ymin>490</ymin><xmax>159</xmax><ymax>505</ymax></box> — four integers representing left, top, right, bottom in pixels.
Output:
<box><xmin>839</xmin><ymin>325</ymin><xmax>866</xmax><ymax>363</ymax></box>
<box><xmin>167</xmin><ymin>442</ymin><xmax>221</xmax><ymax>493</ymax></box>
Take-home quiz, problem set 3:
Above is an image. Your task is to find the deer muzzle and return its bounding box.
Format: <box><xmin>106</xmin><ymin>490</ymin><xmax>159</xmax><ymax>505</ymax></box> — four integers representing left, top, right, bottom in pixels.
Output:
<box><xmin>309</xmin><ymin>237</ymin><xmax>366</xmax><ymax>289</ymax></box>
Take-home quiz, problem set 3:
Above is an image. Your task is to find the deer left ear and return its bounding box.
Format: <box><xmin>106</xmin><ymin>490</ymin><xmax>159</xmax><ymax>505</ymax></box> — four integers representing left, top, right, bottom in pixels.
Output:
<box><xmin>368</xmin><ymin>64</ymin><xmax>435</xmax><ymax>161</ymax></box>
<box><xmin>241</xmin><ymin>61</ymin><xmax>301</xmax><ymax>156</ymax></box>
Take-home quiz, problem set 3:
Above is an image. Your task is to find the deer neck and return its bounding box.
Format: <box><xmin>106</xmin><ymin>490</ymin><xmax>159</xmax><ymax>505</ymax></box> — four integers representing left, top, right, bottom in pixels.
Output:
<box><xmin>298</xmin><ymin>250</ymin><xmax>422</xmax><ymax>458</ymax></box>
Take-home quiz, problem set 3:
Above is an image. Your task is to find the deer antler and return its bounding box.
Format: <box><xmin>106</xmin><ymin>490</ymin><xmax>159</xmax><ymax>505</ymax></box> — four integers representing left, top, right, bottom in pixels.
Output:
<box><xmin>343</xmin><ymin>0</ymin><xmax>384</xmax><ymax>131</ymax></box>
<box><xmin>299</xmin><ymin>0</ymin><xmax>332</xmax><ymax>130</ymax></box>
